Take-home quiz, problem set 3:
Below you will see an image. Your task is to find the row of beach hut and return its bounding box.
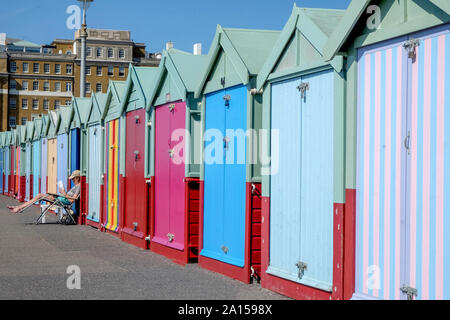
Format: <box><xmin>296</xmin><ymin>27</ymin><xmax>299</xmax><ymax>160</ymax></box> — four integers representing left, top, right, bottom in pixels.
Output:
<box><xmin>0</xmin><ymin>0</ymin><xmax>449</xmax><ymax>300</ymax></box>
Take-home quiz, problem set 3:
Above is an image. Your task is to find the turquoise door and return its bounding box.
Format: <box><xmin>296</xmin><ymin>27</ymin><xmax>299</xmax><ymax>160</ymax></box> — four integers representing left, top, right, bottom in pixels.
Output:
<box><xmin>87</xmin><ymin>125</ymin><xmax>102</xmax><ymax>223</ymax></box>
<box><xmin>268</xmin><ymin>70</ymin><xmax>334</xmax><ymax>292</ymax></box>
<box><xmin>202</xmin><ymin>84</ymin><xmax>247</xmax><ymax>267</ymax></box>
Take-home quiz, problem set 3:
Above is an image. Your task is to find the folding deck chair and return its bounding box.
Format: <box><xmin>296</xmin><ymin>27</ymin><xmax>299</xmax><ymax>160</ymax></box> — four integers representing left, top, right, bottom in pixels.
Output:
<box><xmin>35</xmin><ymin>193</ymin><xmax>80</xmax><ymax>225</ymax></box>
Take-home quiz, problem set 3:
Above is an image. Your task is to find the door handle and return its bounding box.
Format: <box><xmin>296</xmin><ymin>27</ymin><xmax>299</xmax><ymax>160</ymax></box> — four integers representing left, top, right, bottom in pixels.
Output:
<box><xmin>404</xmin><ymin>131</ymin><xmax>411</xmax><ymax>155</ymax></box>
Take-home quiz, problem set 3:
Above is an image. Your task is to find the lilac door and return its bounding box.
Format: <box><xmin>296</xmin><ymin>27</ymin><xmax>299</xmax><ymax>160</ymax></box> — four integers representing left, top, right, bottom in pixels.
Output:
<box><xmin>154</xmin><ymin>101</ymin><xmax>186</xmax><ymax>250</ymax></box>
<box><xmin>356</xmin><ymin>25</ymin><xmax>450</xmax><ymax>300</ymax></box>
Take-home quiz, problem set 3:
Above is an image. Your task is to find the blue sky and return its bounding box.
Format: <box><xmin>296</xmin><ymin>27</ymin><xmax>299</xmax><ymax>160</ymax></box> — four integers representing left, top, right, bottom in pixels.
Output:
<box><xmin>0</xmin><ymin>0</ymin><xmax>351</xmax><ymax>54</ymax></box>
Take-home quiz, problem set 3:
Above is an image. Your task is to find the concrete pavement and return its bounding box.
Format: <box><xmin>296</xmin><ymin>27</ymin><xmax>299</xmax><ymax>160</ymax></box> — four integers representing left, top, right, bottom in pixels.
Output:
<box><xmin>0</xmin><ymin>195</ymin><xmax>287</xmax><ymax>300</ymax></box>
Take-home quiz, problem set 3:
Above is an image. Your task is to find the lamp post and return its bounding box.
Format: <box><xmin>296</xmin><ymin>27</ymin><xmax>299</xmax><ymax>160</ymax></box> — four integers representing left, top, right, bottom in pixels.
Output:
<box><xmin>78</xmin><ymin>0</ymin><xmax>93</xmax><ymax>98</ymax></box>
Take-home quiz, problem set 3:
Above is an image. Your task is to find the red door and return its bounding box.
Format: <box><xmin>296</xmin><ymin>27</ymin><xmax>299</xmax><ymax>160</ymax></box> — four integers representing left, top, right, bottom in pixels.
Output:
<box><xmin>124</xmin><ymin>109</ymin><xmax>147</xmax><ymax>239</ymax></box>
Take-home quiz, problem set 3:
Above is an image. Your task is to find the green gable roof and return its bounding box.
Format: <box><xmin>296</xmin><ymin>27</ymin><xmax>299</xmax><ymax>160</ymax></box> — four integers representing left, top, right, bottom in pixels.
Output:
<box><xmin>102</xmin><ymin>81</ymin><xmax>127</xmax><ymax>122</ymax></box>
<box><xmin>47</xmin><ymin>110</ymin><xmax>60</xmax><ymax>139</ymax></box>
<box><xmin>19</xmin><ymin>125</ymin><xmax>27</xmax><ymax>145</ymax></box>
<box><xmin>88</xmin><ymin>93</ymin><xmax>106</xmax><ymax>126</ymax></box>
<box><xmin>120</xmin><ymin>64</ymin><xmax>159</xmax><ymax>114</ymax></box>
<box><xmin>323</xmin><ymin>0</ymin><xmax>450</xmax><ymax>61</ymax></box>
<box><xmin>40</xmin><ymin>115</ymin><xmax>50</xmax><ymax>138</ymax></box>
<box><xmin>257</xmin><ymin>5</ymin><xmax>345</xmax><ymax>89</ymax></box>
<box><xmin>57</xmin><ymin>106</ymin><xmax>74</xmax><ymax>135</ymax></box>
<box><xmin>6</xmin><ymin>131</ymin><xmax>12</xmax><ymax>146</ymax></box>
<box><xmin>71</xmin><ymin>97</ymin><xmax>91</xmax><ymax>129</ymax></box>
<box><xmin>195</xmin><ymin>25</ymin><xmax>280</xmax><ymax>98</ymax></box>
<box><xmin>33</xmin><ymin>118</ymin><xmax>43</xmax><ymax>141</ymax></box>
<box><xmin>0</xmin><ymin>132</ymin><xmax>4</xmax><ymax>147</ymax></box>
<box><xmin>148</xmin><ymin>49</ymin><xmax>208</xmax><ymax>109</ymax></box>
<box><xmin>25</xmin><ymin>120</ymin><xmax>35</xmax><ymax>142</ymax></box>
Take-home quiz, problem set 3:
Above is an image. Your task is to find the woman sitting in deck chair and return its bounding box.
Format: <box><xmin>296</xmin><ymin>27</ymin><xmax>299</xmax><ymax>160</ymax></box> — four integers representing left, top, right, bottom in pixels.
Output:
<box><xmin>8</xmin><ymin>170</ymin><xmax>81</xmax><ymax>214</ymax></box>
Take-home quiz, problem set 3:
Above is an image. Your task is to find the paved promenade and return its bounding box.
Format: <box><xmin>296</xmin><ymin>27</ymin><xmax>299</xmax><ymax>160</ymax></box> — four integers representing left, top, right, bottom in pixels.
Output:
<box><xmin>0</xmin><ymin>195</ymin><xmax>286</xmax><ymax>300</ymax></box>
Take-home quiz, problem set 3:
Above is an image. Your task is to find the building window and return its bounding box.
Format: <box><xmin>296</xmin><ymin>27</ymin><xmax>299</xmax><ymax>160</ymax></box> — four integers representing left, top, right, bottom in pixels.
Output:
<box><xmin>119</xmin><ymin>49</ymin><xmax>125</xmax><ymax>59</ymax></box>
<box><xmin>66</xmin><ymin>82</ymin><xmax>72</xmax><ymax>92</ymax></box>
<box><xmin>44</xmin><ymin>63</ymin><xmax>50</xmax><ymax>73</ymax></box>
<box><xmin>32</xmin><ymin>99</ymin><xmax>39</xmax><ymax>110</ymax></box>
<box><xmin>96</xmin><ymin>66</ymin><xmax>102</xmax><ymax>76</ymax></box>
<box><xmin>66</xmin><ymin>50</ymin><xmax>72</xmax><ymax>55</ymax></box>
<box><xmin>33</xmin><ymin>63</ymin><xmax>39</xmax><ymax>73</ymax></box>
<box><xmin>66</xmin><ymin>100</ymin><xmax>71</xmax><ymax>106</ymax></box>
<box><xmin>23</xmin><ymin>62</ymin><xmax>29</xmax><ymax>73</ymax></box>
<box><xmin>9</xmin><ymin>117</ymin><xmax>16</xmax><ymax>128</ymax></box>
<box><xmin>85</xmin><ymin>83</ymin><xmax>91</xmax><ymax>93</ymax></box>
<box><xmin>43</xmin><ymin>100</ymin><xmax>49</xmax><ymax>110</ymax></box>
<box><xmin>10</xmin><ymin>62</ymin><xmax>17</xmax><ymax>72</ymax></box>
<box><xmin>54</xmin><ymin>100</ymin><xmax>60</xmax><ymax>109</ymax></box>
<box><xmin>43</xmin><ymin>81</ymin><xmax>50</xmax><ymax>91</ymax></box>
<box><xmin>55</xmin><ymin>64</ymin><xmax>61</xmax><ymax>74</ymax></box>
<box><xmin>96</xmin><ymin>83</ymin><xmax>102</xmax><ymax>93</ymax></box>
<box><xmin>9</xmin><ymin>98</ymin><xmax>17</xmax><ymax>109</ymax></box>
<box><xmin>66</xmin><ymin>64</ymin><xmax>72</xmax><ymax>74</ymax></box>
<box><xmin>33</xmin><ymin>81</ymin><xmax>39</xmax><ymax>91</ymax></box>
<box><xmin>108</xmin><ymin>66</ymin><xmax>114</xmax><ymax>76</ymax></box>
<box><xmin>55</xmin><ymin>82</ymin><xmax>61</xmax><ymax>92</ymax></box>
<box><xmin>108</xmin><ymin>48</ymin><xmax>114</xmax><ymax>58</ymax></box>
<box><xmin>9</xmin><ymin>80</ymin><xmax>16</xmax><ymax>90</ymax></box>
<box><xmin>21</xmin><ymin>117</ymin><xmax>27</xmax><ymax>125</ymax></box>
<box><xmin>86</xmin><ymin>47</ymin><xmax>92</xmax><ymax>57</ymax></box>
<box><xmin>22</xmin><ymin>99</ymin><xmax>28</xmax><ymax>109</ymax></box>
<box><xmin>86</xmin><ymin>65</ymin><xmax>91</xmax><ymax>75</ymax></box>
<box><xmin>119</xmin><ymin>67</ymin><xmax>125</xmax><ymax>77</ymax></box>
<box><xmin>22</xmin><ymin>81</ymin><xmax>28</xmax><ymax>91</ymax></box>
<box><xmin>96</xmin><ymin>48</ymin><xmax>102</xmax><ymax>57</ymax></box>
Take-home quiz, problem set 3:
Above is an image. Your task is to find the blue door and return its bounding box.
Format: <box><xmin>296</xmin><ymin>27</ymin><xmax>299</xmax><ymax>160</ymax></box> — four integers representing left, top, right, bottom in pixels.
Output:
<box><xmin>0</xmin><ymin>148</ymin><xmax>3</xmax><ymax>194</ymax></box>
<box><xmin>87</xmin><ymin>125</ymin><xmax>102</xmax><ymax>223</ymax></box>
<box><xmin>57</xmin><ymin>134</ymin><xmax>69</xmax><ymax>195</ymax></box>
<box><xmin>202</xmin><ymin>84</ymin><xmax>247</xmax><ymax>267</ymax></box>
<box><xmin>25</xmin><ymin>143</ymin><xmax>32</xmax><ymax>201</ymax></box>
<box><xmin>268</xmin><ymin>70</ymin><xmax>334</xmax><ymax>292</ymax></box>
<box><xmin>70</xmin><ymin>129</ymin><xmax>80</xmax><ymax>187</ymax></box>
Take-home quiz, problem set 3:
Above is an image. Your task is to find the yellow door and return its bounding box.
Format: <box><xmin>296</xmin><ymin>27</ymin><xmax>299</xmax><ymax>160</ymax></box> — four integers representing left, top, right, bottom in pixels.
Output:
<box><xmin>47</xmin><ymin>138</ymin><xmax>57</xmax><ymax>194</ymax></box>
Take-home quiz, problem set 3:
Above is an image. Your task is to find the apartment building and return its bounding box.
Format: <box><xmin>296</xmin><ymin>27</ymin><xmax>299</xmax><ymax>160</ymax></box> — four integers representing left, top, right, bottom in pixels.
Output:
<box><xmin>0</xmin><ymin>29</ymin><xmax>160</xmax><ymax>131</ymax></box>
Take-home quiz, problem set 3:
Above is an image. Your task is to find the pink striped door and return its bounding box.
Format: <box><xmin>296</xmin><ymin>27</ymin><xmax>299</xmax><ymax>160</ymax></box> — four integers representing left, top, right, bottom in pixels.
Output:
<box><xmin>154</xmin><ymin>101</ymin><xmax>186</xmax><ymax>250</ymax></box>
<box><xmin>356</xmin><ymin>24</ymin><xmax>450</xmax><ymax>300</ymax></box>
<box><xmin>405</xmin><ymin>26</ymin><xmax>450</xmax><ymax>300</ymax></box>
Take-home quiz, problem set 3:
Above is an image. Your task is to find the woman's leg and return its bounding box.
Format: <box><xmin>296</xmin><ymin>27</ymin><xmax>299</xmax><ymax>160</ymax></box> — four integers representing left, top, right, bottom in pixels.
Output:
<box><xmin>10</xmin><ymin>194</ymin><xmax>54</xmax><ymax>213</ymax></box>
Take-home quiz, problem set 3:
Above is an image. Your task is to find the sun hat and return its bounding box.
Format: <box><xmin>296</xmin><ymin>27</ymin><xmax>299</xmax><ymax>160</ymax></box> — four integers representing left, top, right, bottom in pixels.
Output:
<box><xmin>69</xmin><ymin>170</ymin><xmax>81</xmax><ymax>180</ymax></box>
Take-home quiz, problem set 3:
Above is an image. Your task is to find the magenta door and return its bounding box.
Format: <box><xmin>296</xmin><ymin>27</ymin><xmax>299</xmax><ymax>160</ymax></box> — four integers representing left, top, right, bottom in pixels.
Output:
<box><xmin>154</xmin><ymin>101</ymin><xmax>186</xmax><ymax>250</ymax></box>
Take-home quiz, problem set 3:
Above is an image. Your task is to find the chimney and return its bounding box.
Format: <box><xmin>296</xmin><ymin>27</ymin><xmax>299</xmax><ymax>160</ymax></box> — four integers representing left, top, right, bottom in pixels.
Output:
<box><xmin>166</xmin><ymin>41</ymin><xmax>173</xmax><ymax>51</ymax></box>
<box><xmin>0</xmin><ymin>33</ymin><xmax>6</xmax><ymax>46</ymax></box>
<box><xmin>193</xmin><ymin>43</ymin><xmax>202</xmax><ymax>55</ymax></box>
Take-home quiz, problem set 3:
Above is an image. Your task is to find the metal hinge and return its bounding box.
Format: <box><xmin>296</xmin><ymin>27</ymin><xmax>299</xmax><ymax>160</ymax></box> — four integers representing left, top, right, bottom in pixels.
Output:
<box><xmin>223</xmin><ymin>94</ymin><xmax>231</xmax><ymax>107</ymax></box>
<box><xmin>297</xmin><ymin>82</ymin><xmax>309</xmax><ymax>99</ymax></box>
<box><xmin>400</xmin><ymin>286</ymin><xmax>418</xmax><ymax>300</ymax></box>
<box><xmin>403</xmin><ymin>39</ymin><xmax>420</xmax><ymax>59</ymax></box>
<box><xmin>167</xmin><ymin>233</ymin><xmax>175</xmax><ymax>242</ymax></box>
<box><xmin>296</xmin><ymin>261</ymin><xmax>308</xmax><ymax>280</ymax></box>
